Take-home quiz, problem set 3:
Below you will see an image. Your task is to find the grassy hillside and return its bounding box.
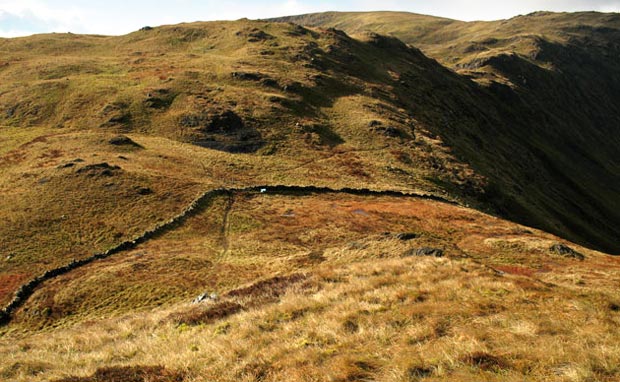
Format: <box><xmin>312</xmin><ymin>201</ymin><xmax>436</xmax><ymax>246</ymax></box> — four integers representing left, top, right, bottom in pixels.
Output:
<box><xmin>3</xmin><ymin>15</ymin><xmax>620</xmax><ymax>254</ymax></box>
<box><xmin>2</xmin><ymin>190</ymin><xmax>620</xmax><ymax>381</ymax></box>
<box><xmin>272</xmin><ymin>11</ymin><xmax>620</xmax><ymax>70</ymax></box>
<box><xmin>0</xmin><ymin>20</ymin><xmax>486</xmax><ymax>305</ymax></box>
<box><xmin>0</xmin><ymin>12</ymin><xmax>620</xmax><ymax>382</ymax></box>
<box><xmin>274</xmin><ymin>11</ymin><xmax>620</xmax><ymax>254</ymax></box>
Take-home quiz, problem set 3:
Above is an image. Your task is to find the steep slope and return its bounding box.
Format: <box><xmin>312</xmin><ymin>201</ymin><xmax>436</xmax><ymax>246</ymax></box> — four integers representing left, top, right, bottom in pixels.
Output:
<box><xmin>273</xmin><ymin>11</ymin><xmax>620</xmax><ymax>253</ymax></box>
<box><xmin>272</xmin><ymin>11</ymin><xmax>620</xmax><ymax>70</ymax></box>
<box><xmin>0</xmin><ymin>15</ymin><xmax>620</xmax><ymax>382</ymax></box>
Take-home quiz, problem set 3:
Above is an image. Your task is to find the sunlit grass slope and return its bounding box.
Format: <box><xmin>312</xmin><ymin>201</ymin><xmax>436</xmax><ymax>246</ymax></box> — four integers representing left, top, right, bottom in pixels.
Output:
<box><xmin>0</xmin><ymin>13</ymin><xmax>620</xmax><ymax>382</ymax></box>
<box><xmin>2</xmin><ymin>192</ymin><xmax>620</xmax><ymax>381</ymax></box>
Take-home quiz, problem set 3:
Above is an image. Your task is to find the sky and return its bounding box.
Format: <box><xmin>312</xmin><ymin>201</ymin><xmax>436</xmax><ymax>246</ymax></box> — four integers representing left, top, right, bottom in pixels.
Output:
<box><xmin>1</xmin><ymin>0</ymin><xmax>619</xmax><ymax>37</ymax></box>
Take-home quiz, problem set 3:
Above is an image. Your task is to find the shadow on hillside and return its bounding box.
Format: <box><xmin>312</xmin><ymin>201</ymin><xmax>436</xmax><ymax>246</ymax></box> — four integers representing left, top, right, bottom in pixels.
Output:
<box><xmin>385</xmin><ymin>34</ymin><xmax>620</xmax><ymax>253</ymax></box>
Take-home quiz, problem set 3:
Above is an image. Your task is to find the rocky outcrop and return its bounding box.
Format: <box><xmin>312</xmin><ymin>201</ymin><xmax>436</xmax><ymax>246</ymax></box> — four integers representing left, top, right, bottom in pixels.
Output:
<box><xmin>108</xmin><ymin>135</ymin><xmax>142</xmax><ymax>148</ymax></box>
<box><xmin>178</xmin><ymin>110</ymin><xmax>263</xmax><ymax>153</ymax></box>
<box><xmin>550</xmin><ymin>243</ymin><xmax>585</xmax><ymax>260</ymax></box>
<box><xmin>403</xmin><ymin>247</ymin><xmax>445</xmax><ymax>257</ymax></box>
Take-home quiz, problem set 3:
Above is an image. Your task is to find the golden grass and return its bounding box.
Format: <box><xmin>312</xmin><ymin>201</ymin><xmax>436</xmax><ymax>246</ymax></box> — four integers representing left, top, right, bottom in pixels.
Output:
<box><xmin>2</xmin><ymin>252</ymin><xmax>619</xmax><ymax>381</ymax></box>
<box><xmin>0</xmin><ymin>106</ymin><xmax>465</xmax><ymax>304</ymax></box>
<box><xmin>3</xmin><ymin>15</ymin><xmax>619</xmax><ymax>256</ymax></box>
<box><xmin>0</xmin><ymin>126</ymin><xmax>51</xmax><ymax>156</ymax></box>
<box><xmin>270</xmin><ymin>12</ymin><xmax>620</xmax><ymax>254</ymax></box>
<box><xmin>1</xmin><ymin>19</ymin><xmax>489</xmax><ymax>308</ymax></box>
<box><xmin>1</xmin><ymin>192</ymin><xmax>619</xmax><ymax>381</ymax></box>
<box><xmin>1</xmin><ymin>15</ymin><xmax>620</xmax><ymax>382</ymax></box>
<box><xmin>6</xmin><ymin>191</ymin><xmax>618</xmax><ymax>328</ymax></box>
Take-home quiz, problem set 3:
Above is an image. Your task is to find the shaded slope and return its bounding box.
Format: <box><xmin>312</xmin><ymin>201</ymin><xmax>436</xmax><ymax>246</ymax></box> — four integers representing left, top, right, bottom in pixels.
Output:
<box><xmin>2</xmin><ymin>16</ymin><xmax>619</xmax><ymax>253</ymax></box>
<box><xmin>270</xmin><ymin>11</ymin><xmax>465</xmax><ymax>50</ymax></box>
<box><xmin>272</xmin><ymin>11</ymin><xmax>620</xmax><ymax>69</ymax></box>
<box><xmin>274</xmin><ymin>11</ymin><xmax>620</xmax><ymax>253</ymax></box>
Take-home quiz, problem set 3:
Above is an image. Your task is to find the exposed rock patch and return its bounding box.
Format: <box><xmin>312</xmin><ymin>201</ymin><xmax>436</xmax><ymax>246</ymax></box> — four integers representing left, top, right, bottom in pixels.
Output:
<box><xmin>260</xmin><ymin>78</ymin><xmax>279</xmax><ymax>88</ymax></box>
<box><xmin>57</xmin><ymin>158</ymin><xmax>85</xmax><ymax>169</ymax></box>
<box><xmin>144</xmin><ymin>88</ymin><xmax>176</xmax><ymax>109</ymax></box>
<box><xmin>100</xmin><ymin>102</ymin><xmax>131</xmax><ymax>127</ymax></box>
<box><xmin>76</xmin><ymin>162</ymin><xmax>121</xmax><ymax>177</ymax></box>
<box><xmin>231</xmin><ymin>71</ymin><xmax>263</xmax><ymax>81</ymax></box>
<box><xmin>284</xmin><ymin>24</ymin><xmax>312</xmax><ymax>37</ymax></box>
<box><xmin>178</xmin><ymin>110</ymin><xmax>263</xmax><ymax>153</ymax></box>
<box><xmin>135</xmin><ymin>186</ymin><xmax>153</xmax><ymax>195</ymax></box>
<box><xmin>550</xmin><ymin>243</ymin><xmax>585</xmax><ymax>260</ymax></box>
<box><xmin>403</xmin><ymin>247</ymin><xmax>444</xmax><ymax>257</ymax></box>
<box><xmin>236</xmin><ymin>28</ymin><xmax>275</xmax><ymax>42</ymax></box>
<box><xmin>192</xmin><ymin>292</ymin><xmax>218</xmax><ymax>304</ymax></box>
<box><xmin>108</xmin><ymin>135</ymin><xmax>142</xmax><ymax>148</ymax></box>
<box><xmin>395</xmin><ymin>232</ymin><xmax>419</xmax><ymax>241</ymax></box>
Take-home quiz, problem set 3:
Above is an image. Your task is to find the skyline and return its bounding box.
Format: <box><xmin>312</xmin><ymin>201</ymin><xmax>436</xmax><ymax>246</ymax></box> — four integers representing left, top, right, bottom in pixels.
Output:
<box><xmin>1</xmin><ymin>0</ymin><xmax>620</xmax><ymax>37</ymax></box>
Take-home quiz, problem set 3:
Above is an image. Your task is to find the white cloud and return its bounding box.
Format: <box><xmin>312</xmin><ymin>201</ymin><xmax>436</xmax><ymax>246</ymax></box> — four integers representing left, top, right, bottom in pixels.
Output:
<box><xmin>0</xmin><ymin>0</ymin><xmax>89</xmax><ymax>36</ymax></box>
<box><xmin>0</xmin><ymin>0</ymin><xmax>85</xmax><ymax>24</ymax></box>
<box><xmin>0</xmin><ymin>28</ymin><xmax>36</xmax><ymax>38</ymax></box>
<box><xmin>597</xmin><ymin>4</ymin><xmax>620</xmax><ymax>12</ymax></box>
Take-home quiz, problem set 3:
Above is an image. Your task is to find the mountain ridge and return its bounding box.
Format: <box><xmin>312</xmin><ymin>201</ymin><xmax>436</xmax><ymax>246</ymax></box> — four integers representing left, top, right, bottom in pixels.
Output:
<box><xmin>272</xmin><ymin>10</ymin><xmax>620</xmax><ymax>254</ymax></box>
<box><xmin>1</xmin><ymin>11</ymin><xmax>620</xmax><ymax>382</ymax></box>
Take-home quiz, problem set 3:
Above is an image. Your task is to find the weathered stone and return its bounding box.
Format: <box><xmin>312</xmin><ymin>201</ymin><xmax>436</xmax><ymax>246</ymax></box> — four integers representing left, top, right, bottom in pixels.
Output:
<box><xmin>260</xmin><ymin>78</ymin><xmax>279</xmax><ymax>88</ymax></box>
<box><xmin>550</xmin><ymin>243</ymin><xmax>585</xmax><ymax>260</ymax></box>
<box><xmin>192</xmin><ymin>292</ymin><xmax>218</xmax><ymax>304</ymax></box>
<box><xmin>100</xmin><ymin>102</ymin><xmax>131</xmax><ymax>126</ymax></box>
<box><xmin>231</xmin><ymin>71</ymin><xmax>263</xmax><ymax>81</ymax></box>
<box><xmin>395</xmin><ymin>232</ymin><xmax>419</xmax><ymax>241</ymax></box>
<box><xmin>136</xmin><ymin>187</ymin><xmax>153</xmax><ymax>195</ymax></box>
<box><xmin>108</xmin><ymin>135</ymin><xmax>141</xmax><ymax>147</ymax></box>
<box><xmin>76</xmin><ymin>163</ymin><xmax>121</xmax><ymax>177</ymax></box>
<box><xmin>380</xmin><ymin>126</ymin><xmax>402</xmax><ymax>137</ymax></box>
<box><xmin>144</xmin><ymin>88</ymin><xmax>175</xmax><ymax>109</ymax></box>
<box><xmin>403</xmin><ymin>247</ymin><xmax>444</xmax><ymax>257</ymax></box>
<box><xmin>236</xmin><ymin>28</ymin><xmax>274</xmax><ymax>42</ymax></box>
